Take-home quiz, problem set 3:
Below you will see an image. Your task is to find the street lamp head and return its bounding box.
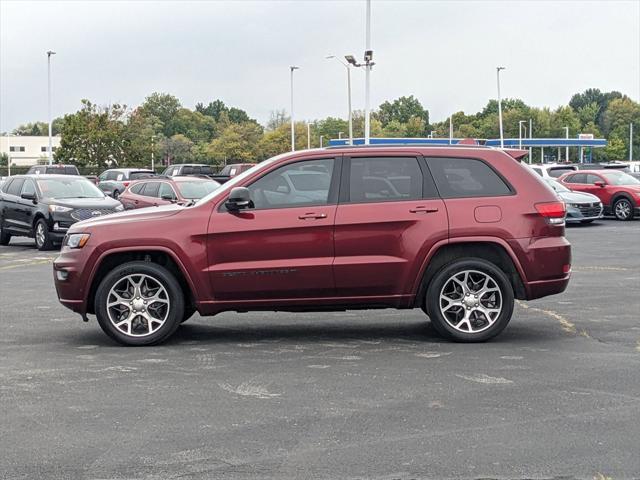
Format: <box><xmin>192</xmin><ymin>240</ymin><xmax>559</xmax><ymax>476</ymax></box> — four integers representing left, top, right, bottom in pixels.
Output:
<box><xmin>364</xmin><ymin>50</ymin><xmax>373</xmax><ymax>62</ymax></box>
<box><xmin>345</xmin><ymin>55</ymin><xmax>357</xmax><ymax>66</ymax></box>
<box><xmin>497</xmin><ymin>66</ymin><xmax>506</xmax><ymax>71</ymax></box>
<box><xmin>325</xmin><ymin>55</ymin><xmax>335</xmax><ymax>59</ymax></box>
<box><xmin>290</xmin><ymin>65</ymin><xmax>299</xmax><ymax>71</ymax></box>
<box><xmin>47</xmin><ymin>50</ymin><xmax>56</xmax><ymax>56</ymax></box>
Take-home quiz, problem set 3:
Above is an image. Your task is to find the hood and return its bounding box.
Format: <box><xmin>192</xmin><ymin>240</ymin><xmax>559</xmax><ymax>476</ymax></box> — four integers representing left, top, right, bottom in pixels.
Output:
<box><xmin>558</xmin><ymin>191</ymin><xmax>601</xmax><ymax>203</ymax></box>
<box><xmin>47</xmin><ymin>196</ymin><xmax>122</xmax><ymax>210</ymax></box>
<box><xmin>70</xmin><ymin>203</ymin><xmax>183</xmax><ymax>231</ymax></box>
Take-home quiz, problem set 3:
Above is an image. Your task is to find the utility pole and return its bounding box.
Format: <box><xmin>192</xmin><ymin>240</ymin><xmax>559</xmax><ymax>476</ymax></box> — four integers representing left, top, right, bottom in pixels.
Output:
<box><xmin>364</xmin><ymin>0</ymin><xmax>372</xmax><ymax>145</ymax></box>
<box><xmin>496</xmin><ymin>66</ymin><xmax>506</xmax><ymax>149</ymax></box>
<box><xmin>564</xmin><ymin>126</ymin><xmax>569</xmax><ymax>163</ymax></box>
<box><xmin>529</xmin><ymin>118</ymin><xmax>533</xmax><ymax>164</ymax></box>
<box><xmin>630</xmin><ymin>123</ymin><xmax>634</xmax><ymax>161</ymax></box>
<box><xmin>151</xmin><ymin>135</ymin><xmax>155</xmax><ymax>171</ymax></box>
<box><xmin>449</xmin><ymin>116</ymin><xmax>453</xmax><ymax>144</ymax></box>
<box><xmin>307</xmin><ymin>122</ymin><xmax>311</xmax><ymax>150</ymax></box>
<box><xmin>290</xmin><ymin>66</ymin><xmax>299</xmax><ymax>151</ymax></box>
<box><xmin>47</xmin><ymin>50</ymin><xmax>57</xmax><ymax>165</ymax></box>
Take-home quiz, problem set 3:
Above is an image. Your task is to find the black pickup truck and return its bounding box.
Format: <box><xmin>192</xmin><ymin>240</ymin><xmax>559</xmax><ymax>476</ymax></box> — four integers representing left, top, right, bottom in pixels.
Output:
<box><xmin>209</xmin><ymin>163</ymin><xmax>256</xmax><ymax>183</ymax></box>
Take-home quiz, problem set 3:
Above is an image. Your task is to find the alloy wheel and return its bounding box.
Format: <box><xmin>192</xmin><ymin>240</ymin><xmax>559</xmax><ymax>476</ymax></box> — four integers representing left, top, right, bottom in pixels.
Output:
<box><xmin>106</xmin><ymin>274</ymin><xmax>170</xmax><ymax>337</ymax></box>
<box><xmin>615</xmin><ymin>200</ymin><xmax>631</xmax><ymax>220</ymax></box>
<box><xmin>35</xmin><ymin>223</ymin><xmax>46</xmax><ymax>248</ymax></box>
<box><xmin>439</xmin><ymin>270</ymin><xmax>503</xmax><ymax>334</ymax></box>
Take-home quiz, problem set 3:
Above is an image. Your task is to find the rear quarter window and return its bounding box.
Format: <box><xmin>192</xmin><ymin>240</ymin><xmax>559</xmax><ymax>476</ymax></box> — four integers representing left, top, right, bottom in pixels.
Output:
<box><xmin>427</xmin><ymin>157</ymin><xmax>512</xmax><ymax>198</ymax></box>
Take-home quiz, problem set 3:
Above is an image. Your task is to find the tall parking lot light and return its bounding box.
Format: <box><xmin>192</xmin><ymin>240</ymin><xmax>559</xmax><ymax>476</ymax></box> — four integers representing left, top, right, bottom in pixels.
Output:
<box><xmin>519</xmin><ymin>120</ymin><xmax>527</xmax><ymax>150</ymax></box>
<box><xmin>630</xmin><ymin>123</ymin><xmax>634</xmax><ymax>161</ymax></box>
<box><xmin>290</xmin><ymin>66</ymin><xmax>299</xmax><ymax>151</ymax></box>
<box><xmin>496</xmin><ymin>66</ymin><xmax>506</xmax><ymax>149</ymax></box>
<box><xmin>564</xmin><ymin>126</ymin><xmax>569</xmax><ymax>162</ymax></box>
<box><xmin>326</xmin><ymin>55</ymin><xmax>353</xmax><ymax>145</ymax></box>
<box><xmin>47</xmin><ymin>50</ymin><xmax>56</xmax><ymax>165</ymax></box>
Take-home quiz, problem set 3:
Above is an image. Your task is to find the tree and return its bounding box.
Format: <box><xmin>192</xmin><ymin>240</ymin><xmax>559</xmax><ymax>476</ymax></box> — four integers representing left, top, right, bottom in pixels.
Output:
<box><xmin>378</xmin><ymin>95</ymin><xmax>429</xmax><ymax>129</ymax></box>
<box><xmin>139</xmin><ymin>93</ymin><xmax>181</xmax><ymax>136</ymax></box>
<box><xmin>602</xmin><ymin>136</ymin><xmax>627</xmax><ymax>160</ymax></box>
<box><xmin>0</xmin><ymin>152</ymin><xmax>7</xmax><ymax>166</ymax></box>
<box><xmin>159</xmin><ymin>134</ymin><xmax>194</xmax><ymax>165</ymax></box>
<box><xmin>549</xmin><ymin>106</ymin><xmax>581</xmax><ymax>137</ymax></box>
<box><xmin>13</xmin><ymin>119</ymin><xmax>63</xmax><ymax>136</ymax></box>
<box><xmin>569</xmin><ymin>88</ymin><xmax>623</xmax><ymax>131</ymax></box>
<box><xmin>206</xmin><ymin>122</ymin><xmax>263</xmax><ymax>163</ymax></box>
<box><xmin>266</xmin><ymin>110</ymin><xmax>289</xmax><ymax>130</ymax></box>
<box><xmin>196</xmin><ymin>99</ymin><xmax>256</xmax><ymax>125</ymax></box>
<box><xmin>55</xmin><ymin>100</ymin><xmax>129</xmax><ymax>167</ymax></box>
<box><xmin>166</xmin><ymin>108</ymin><xmax>217</xmax><ymax>143</ymax></box>
<box><xmin>257</xmin><ymin>124</ymin><xmax>290</xmax><ymax>159</ymax></box>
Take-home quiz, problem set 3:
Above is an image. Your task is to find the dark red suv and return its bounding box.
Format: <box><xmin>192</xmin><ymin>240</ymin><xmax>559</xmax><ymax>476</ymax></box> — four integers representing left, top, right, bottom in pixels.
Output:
<box><xmin>53</xmin><ymin>146</ymin><xmax>571</xmax><ymax>346</ymax></box>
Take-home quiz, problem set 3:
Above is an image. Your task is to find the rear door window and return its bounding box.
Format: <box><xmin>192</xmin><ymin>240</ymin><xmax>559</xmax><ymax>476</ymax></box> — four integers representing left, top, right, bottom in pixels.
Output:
<box><xmin>130</xmin><ymin>183</ymin><xmax>145</xmax><ymax>194</ymax></box>
<box><xmin>159</xmin><ymin>183</ymin><xmax>177</xmax><ymax>199</ymax></box>
<box><xmin>565</xmin><ymin>173</ymin><xmax>586</xmax><ymax>184</ymax></box>
<box><xmin>426</xmin><ymin>157</ymin><xmax>512</xmax><ymax>198</ymax></box>
<box><xmin>141</xmin><ymin>182</ymin><xmax>160</xmax><ymax>198</ymax></box>
<box><xmin>586</xmin><ymin>174</ymin><xmax>603</xmax><ymax>184</ymax></box>
<box><xmin>347</xmin><ymin>157</ymin><xmax>424</xmax><ymax>203</ymax></box>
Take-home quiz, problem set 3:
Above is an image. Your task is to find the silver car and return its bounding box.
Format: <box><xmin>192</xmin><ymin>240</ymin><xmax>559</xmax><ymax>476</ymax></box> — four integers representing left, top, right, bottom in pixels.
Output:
<box><xmin>544</xmin><ymin>178</ymin><xmax>603</xmax><ymax>224</ymax></box>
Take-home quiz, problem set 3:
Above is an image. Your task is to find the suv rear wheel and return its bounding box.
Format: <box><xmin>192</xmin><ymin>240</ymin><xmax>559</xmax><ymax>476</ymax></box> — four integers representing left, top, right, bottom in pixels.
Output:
<box><xmin>95</xmin><ymin>261</ymin><xmax>184</xmax><ymax>346</ymax></box>
<box><xmin>613</xmin><ymin>198</ymin><xmax>633</xmax><ymax>221</ymax></box>
<box><xmin>35</xmin><ymin>219</ymin><xmax>54</xmax><ymax>251</ymax></box>
<box><xmin>0</xmin><ymin>222</ymin><xmax>11</xmax><ymax>245</ymax></box>
<box><xmin>425</xmin><ymin>258</ymin><xmax>514</xmax><ymax>342</ymax></box>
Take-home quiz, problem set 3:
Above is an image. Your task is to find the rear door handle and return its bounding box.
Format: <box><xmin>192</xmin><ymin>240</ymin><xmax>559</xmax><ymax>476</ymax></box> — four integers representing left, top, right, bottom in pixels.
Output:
<box><xmin>298</xmin><ymin>213</ymin><xmax>327</xmax><ymax>220</ymax></box>
<box><xmin>410</xmin><ymin>206</ymin><xmax>439</xmax><ymax>214</ymax></box>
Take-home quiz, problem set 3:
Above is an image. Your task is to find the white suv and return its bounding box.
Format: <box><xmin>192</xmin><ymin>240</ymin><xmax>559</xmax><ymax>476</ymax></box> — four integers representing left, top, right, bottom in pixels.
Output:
<box><xmin>529</xmin><ymin>164</ymin><xmax>578</xmax><ymax>179</ymax></box>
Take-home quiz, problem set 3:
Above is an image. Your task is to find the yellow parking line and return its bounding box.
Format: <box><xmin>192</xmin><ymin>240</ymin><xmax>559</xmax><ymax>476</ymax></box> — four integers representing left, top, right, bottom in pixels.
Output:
<box><xmin>0</xmin><ymin>259</ymin><xmax>53</xmax><ymax>271</ymax></box>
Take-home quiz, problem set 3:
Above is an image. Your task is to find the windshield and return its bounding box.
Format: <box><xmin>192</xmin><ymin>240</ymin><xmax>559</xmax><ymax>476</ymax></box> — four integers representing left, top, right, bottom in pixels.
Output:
<box><xmin>37</xmin><ymin>177</ymin><xmax>105</xmax><ymax>199</ymax></box>
<box><xmin>601</xmin><ymin>171</ymin><xmax>640</xmax><ymax>185</ymax></box>
<box><xmin>545</xmin><ymin>178</ymin><xmax>570</xmax><ymax>193</ymax></box>
<box><xmin>176</xmin><ymin>180</ymin><xmax>221</xmax><ymax>199</ymax></box>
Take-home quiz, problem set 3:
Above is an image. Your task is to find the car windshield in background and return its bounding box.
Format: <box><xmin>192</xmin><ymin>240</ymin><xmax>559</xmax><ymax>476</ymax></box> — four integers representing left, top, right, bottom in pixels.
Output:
<box><xmin>545</xmin><ymin>178</ymin><xmax>570</xmax><ymax>193</ymax></box>
<box><xmin>288</xmin><ymin>172</ymin><xmax>331</xmax><ymax>191</ymax></box>
<box><xmin>37</xmin><ymin>178</ymin><xmax>105</xmax><ymax>199</ymax></box>
<box><xmin>129</xmin><ymin>172</ymin><xmax>155</xmax><ymax>180</ymax></box>
<box><xmin>601</xmin><ymin>171</ymin><xmax>640</xmax><ymax>185</ymax></box>
<box><xmin>176</xmin><ymin>181</ymin><xmax>220</xmax><ymax>199</ymax></box>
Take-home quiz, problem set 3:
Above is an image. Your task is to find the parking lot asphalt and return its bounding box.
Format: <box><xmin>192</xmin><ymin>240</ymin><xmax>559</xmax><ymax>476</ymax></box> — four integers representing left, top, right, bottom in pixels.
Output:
<box><xmin>1</xmin><ymin>220</ymin><xmax>639</xmax><ymax>480</ymax></box>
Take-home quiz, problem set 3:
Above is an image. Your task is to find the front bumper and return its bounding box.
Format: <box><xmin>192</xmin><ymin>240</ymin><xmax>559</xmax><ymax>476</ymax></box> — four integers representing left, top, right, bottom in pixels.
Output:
<box><xmin>565</xmin><ymin>203</ymin><xmax>603</xmax><ymax>223</ymax></box>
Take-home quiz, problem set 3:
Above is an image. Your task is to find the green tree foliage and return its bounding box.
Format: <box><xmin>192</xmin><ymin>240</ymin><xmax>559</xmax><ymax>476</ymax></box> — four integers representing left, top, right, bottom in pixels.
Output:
<box><xmin>139</xmin><ymin>93</ymin><xmax>181</xmax><ymax>136</ymax></box>
<box><xmin>166</xmin><ymin>108</ymin><xmax>217</xmax><ymax>143</ymax></box>
<box><xmin>13</xmin><ymin>119</ymin><xmax>63</xmax><ymax>136</ymax></box>
<box><xmin>55</xmin><ymin>100</ymin><xmax>128</xmax><ymax>167</ymax></box>
<box><xmin>160</xmin><ymin>134</ymin><xmax>194</xmax><ymax>165</ymax></box>
<box><xmin>378</xmin><ymin>95</ymin><xmax>429</xmax><ymax>131</ymax></box>
<box><xmin>206</xmin><ymin>122</ymin><xmax>263</xmax><ymax>163</ymax></box>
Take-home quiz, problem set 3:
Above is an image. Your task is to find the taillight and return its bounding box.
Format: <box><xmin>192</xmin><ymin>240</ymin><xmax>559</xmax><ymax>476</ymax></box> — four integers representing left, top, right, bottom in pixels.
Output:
<box><xmin>535</xmin><ymin>201</ymin><xmax>566</xmax><ymax>225</ymax></box>
<box><xmin>123</xmin><ymin>181</ymin><xmax>130</xmax><ymax>187</ymax></box>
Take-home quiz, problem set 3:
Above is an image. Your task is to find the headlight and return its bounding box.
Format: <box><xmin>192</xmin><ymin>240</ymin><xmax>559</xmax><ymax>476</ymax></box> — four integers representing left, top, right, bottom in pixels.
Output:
<box><xmin>115</xmin><ymin>204</ymin><xmax>124</xmax><ymax>211</ymax></box>
<box><xmin>49</xmin><ymin>205</ymin><xmax>73</xmax><ymax>213</ymax></box>
<box><xmin>567</xmin><ymin>203</ymin><xmax>580</xmax><ymax>208</ymax></box>
<box><xmin>64</xmin><ymin>233</ymin><xmax>91</xmax><ymax>249</ymax></box>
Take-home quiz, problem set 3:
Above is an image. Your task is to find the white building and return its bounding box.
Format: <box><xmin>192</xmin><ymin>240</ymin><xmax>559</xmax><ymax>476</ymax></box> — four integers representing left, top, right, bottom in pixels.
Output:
<box><xmin>0</xmin><ymin>135</ymin><xmax>62</xmax><ymax>166</ymax></box>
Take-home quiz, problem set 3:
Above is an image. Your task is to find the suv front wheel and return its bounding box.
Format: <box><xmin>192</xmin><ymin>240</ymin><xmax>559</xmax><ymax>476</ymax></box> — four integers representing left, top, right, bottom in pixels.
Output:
<box><xmin>613</xmin><ymin>198</ymin><xmax>633</xmax><ymax>221</ymax></box>
<box><xmin>95</xmin><ymin>261</ymin><xmax>184</xmax><ymax>346</ymax></box>
<box><xmin>425</xmin><ymin>258</ymin><xmax>514</xmax><ymax>342</ymax></box>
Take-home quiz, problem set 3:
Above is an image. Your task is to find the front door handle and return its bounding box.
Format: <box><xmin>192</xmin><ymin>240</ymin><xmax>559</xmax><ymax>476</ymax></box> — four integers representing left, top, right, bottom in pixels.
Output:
<box><xmin>298</xmin><ymin>213</ymin><xmax>327</xmax><ymax>220</ymax></box>
<box><xmin>410</xmin><ymin>206</ymin><xmax>439</xmax><ymax>214</ymax></box>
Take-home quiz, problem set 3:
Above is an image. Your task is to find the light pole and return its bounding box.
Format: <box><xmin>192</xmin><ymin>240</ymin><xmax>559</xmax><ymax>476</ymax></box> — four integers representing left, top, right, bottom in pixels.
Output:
<box><xmin>151</xmin><ymin>134</ymin><xmax>155</xmax><ymax>171</ymax></box>
<box><xmin>630</xmin><ymin>123</ymin><xmax>634</xmax><ymax>161</ymax></box>
<box><xmin>47</xmin><ymin>50</ymin><xmax>56</xmax><ymax>165</ymax></box>
<box><xmin>449</xmin><ymin>116</ymin><xmax>453</xmax><ymax>145</ymax></box>
<box><xmin>307</xmin><ymin>122</ymin><xmax>311</xmax><ymax>150</ymax></box>
<box><xmin>338</xmin><ymin>131</ymin><xmax>344</xmax><ymax>139</ymax></box>
<box><xmin>326</xmin><ymin>55</ymin><xmax>353</xmax><ymax>145</ymax></box>
<box><xmin>518</xmin><ymin>120</ymin><xmax>527</xmax><ymax>150</ymax></box>
<box><xmin>529</xmin><ymin>118</ymin><xmax>533</xmax><ymax>163</ymax></box>
<box><xmin>564</xmin><ymin>126</ymin><xmax>569</xmax><ymax>163</ymax></box>
<box><xmin>364</xmin><ymin>0</ymin><xmax>372</xmax><ymax>145</ymax></box>
<box><xmin>319</xmin><ymin>135</ymin><xmax>324</xmax><ymax>148</ymax></box>
<box><xmin>496</xmin><ymin>66</ymin><xmax>506</xmax><ymax>148</ymax></box>
<box><xmin>290</xmin><ymin>66</ymin><xmax>299</xmax><ymax>151</ymax></box>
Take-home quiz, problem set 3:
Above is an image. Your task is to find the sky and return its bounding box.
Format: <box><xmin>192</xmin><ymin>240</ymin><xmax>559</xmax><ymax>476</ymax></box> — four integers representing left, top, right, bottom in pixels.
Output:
<box><xmin>1</xmin><ymin>0</ymin><xmax>639</xmax><ymax>133</ymax></box>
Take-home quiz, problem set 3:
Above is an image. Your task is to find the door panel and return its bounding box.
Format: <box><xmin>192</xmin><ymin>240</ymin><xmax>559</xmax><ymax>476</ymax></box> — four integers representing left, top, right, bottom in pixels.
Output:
<box><xmin>334</xmin><ymin>200</ymin><xmax>447</xmax><ymax>296</ymax></box>
<box><xmin>209</xmin><ymin>205</ymin><xmax>337</xmax><ymax>300</ymax></box>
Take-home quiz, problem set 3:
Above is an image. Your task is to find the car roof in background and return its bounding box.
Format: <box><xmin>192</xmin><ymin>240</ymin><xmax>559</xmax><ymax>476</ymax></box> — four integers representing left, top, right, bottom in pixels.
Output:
<box><xmin>16</xmin><ymin>174</ymin><xmax>89</xmax><ymax>179</ymax></box>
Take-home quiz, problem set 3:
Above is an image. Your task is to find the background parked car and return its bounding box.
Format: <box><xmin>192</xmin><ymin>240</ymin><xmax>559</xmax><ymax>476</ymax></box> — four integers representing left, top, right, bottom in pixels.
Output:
<box><xmin>210</xmin><ymin>163</ymin><xmax>256</xmax><ymax>183</ymax></box>
<box><xmin>27</xmin><ymin>164</ymin><xmax>80</xmax><ymax>175</ymax></box>
<box><xmin>97</xmin><ymin>168</ymin><xmax>155</xmax><ymax>199</ymax></box>
<box><xmin>119</xmin><ymin>176</ymin><xmax>220</xmax><ymax>210</ymax></box>
<box><xmin>528</xmin><ymin>163</ymin><xmax>578</xmax><ymax>179</ymax></box>
<box><xmin>161</xmin><ymin>164</ymin><xmax>215</xmax><ymax>177</ymax></box>
<box><xmin>0</xmin><ymin>174</ymin><xmax>123</xmax><ymax>250</ymax></box>
<box><xmin>559</xmin><ymin>169</ymin><xmax>640</xmax><ymax>221</ymax></box>
<box><xmin>543</xmin><ymin>178</ymin><xmax>603</xmax><ymax>224</ymax></box>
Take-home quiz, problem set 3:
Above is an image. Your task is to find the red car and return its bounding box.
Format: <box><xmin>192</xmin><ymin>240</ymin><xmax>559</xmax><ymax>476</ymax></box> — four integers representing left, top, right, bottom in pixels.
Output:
<box><xmin>53</xmin><ymin>146</ymin><xmax>571</xmax><ymax>346</ymax></box>
<box><xmin>118</xmin><ymin>176</ymin><xmax>220</xmax><ymax>210</ymax></box>
<box><xmin>559</xmin><ymin>169</ymin><xmax>640</xmax><ymax>221</ymax></box>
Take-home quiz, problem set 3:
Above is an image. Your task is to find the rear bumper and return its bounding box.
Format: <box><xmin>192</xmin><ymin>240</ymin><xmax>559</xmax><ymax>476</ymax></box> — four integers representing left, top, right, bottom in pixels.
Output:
<box><xmin>508</xmin><ymin>235</ymin><xmax>572</xmax><ymax>300</ymax></box>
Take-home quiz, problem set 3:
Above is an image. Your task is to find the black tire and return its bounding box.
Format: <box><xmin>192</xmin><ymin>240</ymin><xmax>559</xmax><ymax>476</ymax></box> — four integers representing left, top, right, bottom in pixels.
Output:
<box><xmin>95</xmin><ymin>261</ymin><xmax>184</xmax><ymax>346</ymax></box>
<box><xmin>112</xmin><ymin>190</ymin><xmax>120</xmax><ymax>200</ymax></box>
<box><xmin>425</xmin><ymin>258</ymin><xmax>514</xmax><ymax>343</ymax></box>
<box><xmin>34</xmin><ymin>218</ymin><xmax>54</xmax><ymax>251</ymax></box>
<box><xmin>613</xmin><ymin>198</ymin><xmax>633</xmax><ymax>221</ymax></box>
<box><xmin>580</xmin><ymin>219</ymin><xmax>594</xmax><ymax>224</ymax></box>
<box><xmin>0</xmin><ymin>221</ymin><xmax>11</xmax><ymax>246</ymax></box>
<box><xmin>181</xmin><ymin>304</ymin><xmax>197</xmax><ymax>324</ymax></box>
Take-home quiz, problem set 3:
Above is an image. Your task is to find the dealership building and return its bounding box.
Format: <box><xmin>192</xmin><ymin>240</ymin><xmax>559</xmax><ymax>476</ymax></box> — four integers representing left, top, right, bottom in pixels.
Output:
<box><xmin>0</xmin><ymin>135</ymin><xmax>62</xmax><ymax>166</ymax></box>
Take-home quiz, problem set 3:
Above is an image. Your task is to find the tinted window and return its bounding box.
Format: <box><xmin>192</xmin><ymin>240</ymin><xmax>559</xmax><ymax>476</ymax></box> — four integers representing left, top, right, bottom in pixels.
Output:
<box><xmin>65</xmin><ymin>167</ymin><xmax>78</xmax><ymax>175</ymax></box>
<box><xmin>348</xmin><ymin>157</ymin><xmax>423</xmax><ymax>203</ymax></box>
<box><xmin>182</xmin><ymin>166</ymin><xmax>194</xmax><ymax>175</ymax></box>
<box><xmin>2</xmin><ymin>179</ymin><xmax>14</xmax><ymax>194</ymax></box>
<box><xmin>105</xmin><ymin>171</ymin><xmax>119</xmax><ymax>181</ymax></box>
<box><xmin>586</xmin><ymin>174</ymin><xmax>602</xmax><ymax>185</ymax></box>
<box><xmin>130</xmin><ymin>171</ymin><xmax>154</xmax><ymax>180</ymax></box>
<box><xmin>37</xmin><ymin>178</ymin><xmax>104</xmax><ymax>199</ymax></box>
<box><xmin>427</xmin><ymin>157</ymin><xmax>511</xmax><ymax>198</ymax></box>
<box><xmin>248</xmin><ymin>159</ymin><xmax>334</xmax><ymax>209</ymax></box>
<box><xmin>548</xmin><ymin>167</ymin><xmax>575</xmax><ymax>178</ymax></box>
<box><xmin>141</xmin><ymin>182</ymin><xmax>160</xmax><ymax>197</ymax></box>
<box><xmin>531</xmin><ymin>167</ymin><xmax>543</xmax><ymax>177</ymax></box>
<box><xmin>22</xmin><ymin>179</ymin><xmax>36</xmax><ymax>196</ymax></box>
<box><xmin>200</xmin><ymin>165</ymin><xmax>213</xmax><ymax>175</ymax></box>
<box><xmin>130</xmin><ymin>183</ymin><xmax>144</xmax><ymax>194</ymax></box>
<box><xmin>159</xmin><ymin>183</ymin><xmax>177</xmax><ymax>199</ymax></box>
<box><xmin>6</xmin><ymin>179</ymin><xmax>25</xmax><ymax>196</ymax></box>
<box><xmin>565</xmin><ymin>173</ymin><xmax>586</xmax><ymax>184</ymax></box>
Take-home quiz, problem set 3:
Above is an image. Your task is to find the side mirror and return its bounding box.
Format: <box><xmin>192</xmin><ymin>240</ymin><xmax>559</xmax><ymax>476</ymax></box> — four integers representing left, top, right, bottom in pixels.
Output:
<box><xmin>225</xmin><ymin>187</ymin><xmax>253</xmax><ymax>211</ymax></box>
<box><xmin>161</xmin><ymin>194</ymin><xmax>176</xmax><ymax>202</ymax></box>
<box><xmin>594</xmin><ymin>181</ymin><xmax>605</xmax><ymax>187</ymax></box>
<box><xmin>21</xmin><ymin>192</ymin><xmax>36</xmax><ymax>202</ymax></box>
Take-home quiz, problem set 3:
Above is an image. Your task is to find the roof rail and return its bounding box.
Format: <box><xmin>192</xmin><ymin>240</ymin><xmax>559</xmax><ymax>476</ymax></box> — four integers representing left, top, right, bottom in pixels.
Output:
<box><xmin>324</xmin><ymin>143</ymin><xmax>491</xmax><ymax>150</ymax></box>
